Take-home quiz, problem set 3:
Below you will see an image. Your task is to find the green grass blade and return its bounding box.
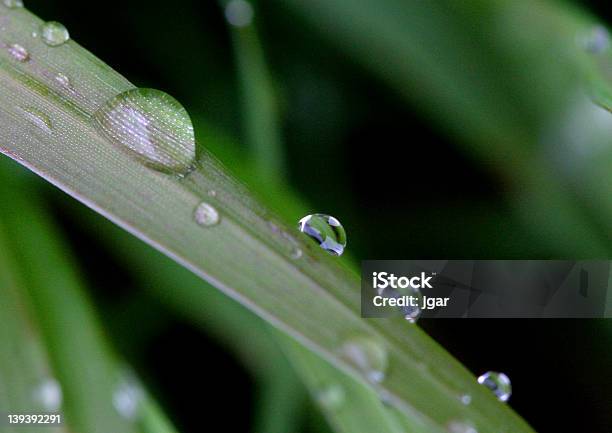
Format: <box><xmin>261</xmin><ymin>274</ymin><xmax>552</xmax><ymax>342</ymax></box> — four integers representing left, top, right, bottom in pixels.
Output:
<box><xmin>0</xmin><ymin>6</ymin><xmax>535</xmax><ymax>433</ymax></box>
<box><xmin>0</xmin><ymin>168</ymin><xmax>177</xmax><ymax>433</ymax></box>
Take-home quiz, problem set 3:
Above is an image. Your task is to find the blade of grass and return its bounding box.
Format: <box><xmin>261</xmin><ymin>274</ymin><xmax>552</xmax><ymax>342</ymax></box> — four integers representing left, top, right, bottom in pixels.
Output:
<box><xmin>221</xmin><ymin>0</ymin><xmax>286</xmax><ymax>183</ymax></box>
<box><xmin>0</xmin><ymin>6</ymin><xmax>534</xmax><ymax>433</ymax></box>
<box><xmin>0</xmin><ymin>166</ymin><xmax>177</xmax><ymax>433</ymax></box>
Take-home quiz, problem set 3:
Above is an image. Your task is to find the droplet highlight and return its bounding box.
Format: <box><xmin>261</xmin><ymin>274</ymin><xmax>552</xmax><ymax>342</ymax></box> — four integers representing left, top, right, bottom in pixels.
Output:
<box><xmin>298</xmin><ymin>214</ymin><xmax>346</xmax><ymax>256</ymax></box>
<box><xmin>3</xmin><ymin>0</ymin><xmax>23</xmax><ymax>8</ymax></box>
<box><xmin>194</xmin><ymin>202</ymin><xmax>220</xmax><ymax>227</ymax></box>
<box><xmin>93</xmin><ymin>88</ymin><xmax>196</xmax><ymax>174</ymax></box>
<box><xmin>40</xmin><ymin>21</ymin><xmax>70</xmax><ymax>47</ymax></box>
<box><xmin>7</xmin><ymin>43</ymin><xmax>29</xmax><ymax>62</ymax></box>
<box><xmin>477</xmin><ymin>371</ymin><xmax>511</xmax><ymax>402</ymax></box>
<box><xmin>340</xmin><ymin>335</ymin><xmax>388</xmax><ymax>383</ymax></box>
<box><xmin>225</xmin><ymin>0</ymin><xmax>254</xmax><ymax>28</ymax></box>
<box><xmin>33</xmin><ymin>378</ymin><xmax>63</xmax><ymax>412</ymax></box>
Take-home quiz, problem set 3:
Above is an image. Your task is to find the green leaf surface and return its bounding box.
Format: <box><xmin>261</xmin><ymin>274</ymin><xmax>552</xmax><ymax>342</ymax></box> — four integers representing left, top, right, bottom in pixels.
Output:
<box><xmin>0</xmin><ymin>5</ymin><xmax>537</xmax><ymax>433</ymax></box>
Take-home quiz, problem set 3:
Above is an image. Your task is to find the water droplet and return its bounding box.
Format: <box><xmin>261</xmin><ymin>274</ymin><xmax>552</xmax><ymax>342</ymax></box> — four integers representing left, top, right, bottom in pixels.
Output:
<box><xmin>33</xmin><ymin>378</ymin><xmax>63</xmax><ymax>412</ymax></box>
<box><xmin>460</xmin><ymin>394</ymin><xmax>472</xmax><ymax>405</ymax></box>
<box><xmin>40</xmin><ymin>21</ymin><xmax>70</xmax><ymax>47</ymax></box>
<box><xmin>298</xmin><ymin>214</ymin><xmax>346</xmax><ymax>256</ymax></box>
<box><xmin>194</xmin><ymin>202</ymin><xmax>220</xmax><ymax>226</ymax></box>
<box><xmin>3</xmin><ymin>0</ymin><xmax>23</xmax><ymax>8</ymax></box>
<box><xmin>93</xmin><ymin>88</ymin><xmax>196</xmax><ymax>174</ymax></box>
<box><xmin>21</xmin><ymin>107</ymin><xmax>52</xmax><ymax>132</ymax></box>
<box><xmin>580</xmin><ymin>25</ymin><xmax>609</xmax><ymax>54</ymax></box>
<box><xmin>316</xmin><ymin>384</ymin><xmax>345</xmax><ymax>410</ymax></box>
<box><xmin>447</xmin><ymin>421</ymin><xmax>478</xmax><ymax>433</ymax></box>
<box><xmin>340</xmin><ymin>335</ymin><xmax>388</xmax><ymax>383</ymax></box>
<box><xmin>7</xmin><ymin>43</ymin><xmax>29</xmax><ymax>62</ymax></box>
<box><xmin>31</xmin><ymin>31</ymin><xmax>38</xmax><ymax>38</ymax></box>
<box><xmin>54</xmin><ymin>72</ymin><xmax>71</xmax><ymax>88</ymax></box>
<box><xmin>207</xmin><ymin>189</ymin><xmax>217</xmax><ymax>197</ymax></box>
<box><xmin>225</xmin><ymin>0</ymin><xmax>254</xmax><ymax>28</ymax></box>
<box><xmin>477</xmin><ymin>371</ymin><xmax>511</xmax><ymax>402</ymax></box>
<box><xmin>113</xmin><ymin>371</ymin><xmax>144</xmax><ymax>420</ymax></box>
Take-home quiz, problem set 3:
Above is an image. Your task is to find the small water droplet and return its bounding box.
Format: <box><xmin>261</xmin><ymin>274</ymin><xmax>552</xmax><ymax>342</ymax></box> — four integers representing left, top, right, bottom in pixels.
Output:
<box><xmin>477</xmin><ymin>371</ymin><xmax>511</xmax><ymax>402</ymax></box>
<box><xmin>40</xmin><ymin>21</ymin><xmax>70</xmax><ymax>46</ymax></box>
<box><xmin>194</xmin><ymin>202</ymin><xmax>220</xmax><ymax>226</ymax></box>
<box><xmin>33</xmin><ymin>378</ymin><xmax>63</xmax><ymax>412</ymax></box>
<box><xmin>298</xmin><ymin>214</ymin><xmax>346</xmax><ymax>256</ymax></box>
<box><xmin>340</xmin><ymin>335</ymin><xmax>388</xmax><ymax>383</ymax></box>
<box><xmin>7</xmin><ymin>43</ymin><xmax>29</xmax><ymax>62</ymax></box>
<box><xmin>447</xmin><ymin>420</ymin><xmax>478</xmax><ymax>433</ymax></box>
<box><xmin>21</xmin><ymin>107</ymin><xmax>52</xmax><ymax>132</ymax></box>
<box><xmin>225</xmin><ymin>0</ymin><xmax>254</xmax><ymax>28</ymax></box>
<box><xmin>54</xmin><ymin>72</ymin><xmax>71</xmax><ymax>88</ymax></box>
<box><xmin>207</xmin><ymin>189</ymin><xmax>217</xmax><ymax>197</ymax></box>
<box><xmin>94</xmin><ymin>88</ymin><xmax>196</xmax><ymax>174</ymax></box>
<box><xmin>316</xmin><ymin>384</ymin><xmax>345</xmax><ymax>410</ymax></box>
<box><xmin>460</xmin><ymin>394</ymin><xmax>472</xmax><ymax>405</ymax></box>
<box><xmin>3</xmin><ymin>0</ymin><xmax>23</xmax><ymax>8</ymax></box>
<box><xmin>580</xmin><ymin>25</ymin><xmax>610</xmax><ymax>54</ymax></box>
<box><xmin>112</xmin><ymin>372</ymin><xmax>144</xmax><ymax>420</ymax></box>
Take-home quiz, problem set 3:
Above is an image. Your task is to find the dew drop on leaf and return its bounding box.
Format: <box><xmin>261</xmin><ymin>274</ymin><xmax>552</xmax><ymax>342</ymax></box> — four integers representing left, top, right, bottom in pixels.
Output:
<box><xmin>33</xmin><ymin>378</ymin><xmax>63</xmax><ymax>412</ymax></box>
<box><xmin>340</xmin><ymin>335</ymin><xmax>388</xmax><ymax>383</ymax></box>
<box><xmin>3</xmin><ymin>0</ymin><xmax>23</xmax><ymax>9</ymax></box>
<box><xmin>41</xmin><ymin>21</ymin><xmax>70</xmax><ymax>46</ymax></box>
<box><xmin>460</xmin><ymin>393</ymin><xmax>472</xmax><ymax>405</ymax></box>
<box><xmin>298</xmin><ymin>214</ymin><xmax>346</xmax><ymax>256</ymax></box>
<box><xmin>316</xmin><ymin>384</ymin><xmax>345</xmax><ymax>410</ymax></box>
<box><xmin>54</xmin><ymin>72</ymin><xmax>71</xmax><ymax>89</ymax></box>
<box><xmin>446</xmin><ymin>420</ymin><xmax>478</xmax><ymax>433</ymax></box>
<box><xmin>7</xmin><ymin>43</ymin><xmax>29</xmax><ymax>62</ymax></box>
<box><xmin>112</xmin><ymin>371</ymin><xmax>144</xmax><ymax>420</ymax></box>
<box><xmin>225</xmin><ymin>0</ymin><xmax>254</xmax><ymax>28</ymax></box>
<box><xmin>477</xmin><ymin>371</ymin><xmax>511</xmax><ymax>402</ymax></box>
<box><xmin>21</xmin><ymin>107</ymin><xmax>52</xmax><ymax>132</ymax></box>
<box><xmin>93</xmin><ymin>88</ymin><xmax>196</xmax><ymax>174</ymax></box>
<box><xmin>194</xmin><ymin>202</ymin><xmax>220</xmax><ymax>227</ymax></box>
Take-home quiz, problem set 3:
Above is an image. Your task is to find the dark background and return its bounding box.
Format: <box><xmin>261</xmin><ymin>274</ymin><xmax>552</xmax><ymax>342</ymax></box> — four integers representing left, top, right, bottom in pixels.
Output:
<box><xmin>15</xmin><ymin>0</ymin><xmax>612</xmax><ymax>432</ymax></box>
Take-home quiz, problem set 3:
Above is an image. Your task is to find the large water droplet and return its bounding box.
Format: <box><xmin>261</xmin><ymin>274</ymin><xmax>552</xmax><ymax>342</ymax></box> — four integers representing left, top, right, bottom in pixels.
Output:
<box><xmin>93</xmin><ymin>88</ymin><xmax>196</xmax><ymax>174</ymax></box>
<box><xmin>225</xmin><ymin>0</ymin><xmax>254</xmax><ymax>28</ymax></box>
<box><xmin>21</xmin><ymin>107</ymin><xmax>52</xmax><ymax>132</ymax></box>
<box><xmin>316</xmin><ymin>384</ymin><xmax>345</xmax><ymax>410</ymax></box>
<box><xmin>194</xmin><ymin>202</ymin><xmax>220</xmax><ymax>227</ymax></box>
<box><xmin>7</xmin><ymin>43</ymin><xmax>29</xmax><ymax>62</ymax></box>
<box><xmin>33</xmin><ymin>378</ymin><xmax>63</xmax><ymax>412</ymax></box>
<box><xmin>446</xmin><ymin>421</ymin><xmax>478</xmax><ymax>433</ymax></box>
<box><xmin>340</xmin><ymin>335</ymin><xmax>388</xmax><ymax>383</ymax></box>
<box><xmin>298</xmin><ymin>214</ymin><xmax>346</xmax><ymax>256</ymax></box>
<box><xmin>477</xmin><ymin>371</ymin><xmax>511</xmax><ymax>402</ymax></box>
<box><xmin>40</xmin><ymin>21</ymin><xmax>70</xmax><ymax>46</ymax></box>
<box><xmin>112</xmin><ymin>372</ymin><xmax>144</xmax><ymax>420</ymax></box>
<box><xmin>3</xmin><ymin>0</ymin><xmax>23</xmax><ymax>8</ymax></box>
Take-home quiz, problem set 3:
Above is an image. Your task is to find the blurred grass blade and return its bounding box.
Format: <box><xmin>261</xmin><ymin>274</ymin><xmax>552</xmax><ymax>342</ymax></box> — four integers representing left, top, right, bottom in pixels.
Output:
<box><xmin>277</xmin><ymin>0</ymin><xmax>611</xmax><ymax>255</ymax></box>
<box><xmin>0</xmin><ymin>168</ymin><xmax>177</xmax><ymax>433</ymax></box>
<box><xmin>0</xmin><ymin>223</ymin><xmax>68</xmax><ymax>433</ymax></box>
<box><xmin>221</xmin><ymin>0</ymin><xmax>286</xmax><ymax>182</ymax></box>
<box><xmin>0</xmin><ymin>6</ymin><xmax>534</xmax><ymax>433</ymax></box>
